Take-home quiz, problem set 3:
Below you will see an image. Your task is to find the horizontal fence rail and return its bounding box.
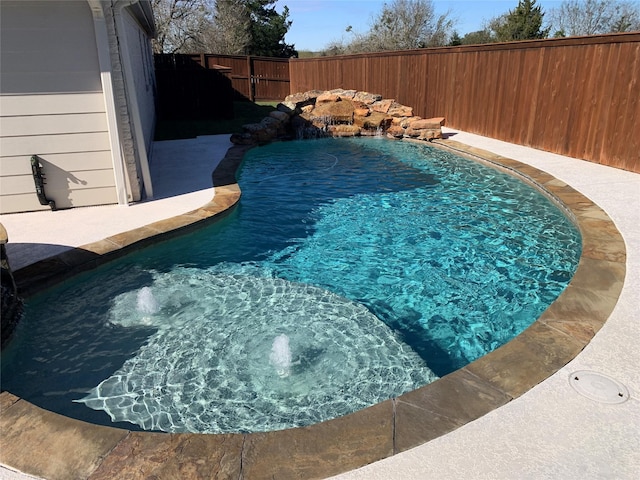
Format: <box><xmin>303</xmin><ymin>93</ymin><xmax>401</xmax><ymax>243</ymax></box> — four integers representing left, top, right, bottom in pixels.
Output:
<box><xmin>289</xmin><ymin>33</ymin><xmax>640</xmax><ymax>173</ymax></box>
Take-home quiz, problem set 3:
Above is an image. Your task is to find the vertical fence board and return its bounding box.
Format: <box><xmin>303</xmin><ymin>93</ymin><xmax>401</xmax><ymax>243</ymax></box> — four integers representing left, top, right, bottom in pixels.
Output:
<box><xmin>506</xmin><ymin>49</ymin><xmax>528</xmax><ymax>143</ymax></box>
<box><xmin>542</xmin><ymin>47</ymin><xmax>571</xmax><ymax>154</ymax></box>
<box><xmin>457</xmin><ymin>51</ymin><xmax>476</xmax><ymax>131</ymax></box>
<box><xmin>610</xmin><ymin>43</ymin><xmax>640</xmax><ymax>170</ymax></box>
<box><xmin>588</xmin><ymin>43</ymin><xmax>618</xmax><ymax>164</ymax></box>
<box><xmin>603</xmin><ymin>42</ymin><xmax>633</xmax><ymax>168</ymax></box>
<box><xmin>446</xmin><ymin>52</ymin><xmax>463</xmax><ymax>125</ymax></box>
<box><xmin>523</xmin><ymin>47</ymin><xmax>545</xmax><ymax>147</ymax></box>
<box><xmin>571</xmin><ymin>44</ymin><xmax>599</xmax><ymax>161</ymax></box>
<box><xmin>430</xmin><ymin>53</ymin><xmax>445</xmax><ymax>119</ymax></box>
<box><xmin>562</xmin><ymin>47</ymin><xmax>587</xmax><ymax>156</ymax></box>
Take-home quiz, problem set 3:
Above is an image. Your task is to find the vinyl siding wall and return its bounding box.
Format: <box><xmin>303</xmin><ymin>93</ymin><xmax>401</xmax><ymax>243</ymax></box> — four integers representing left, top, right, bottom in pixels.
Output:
<box><xmin>0</xmin><ymin>1</ymin><xmax>117</xmax><ymax>214</ymax></box>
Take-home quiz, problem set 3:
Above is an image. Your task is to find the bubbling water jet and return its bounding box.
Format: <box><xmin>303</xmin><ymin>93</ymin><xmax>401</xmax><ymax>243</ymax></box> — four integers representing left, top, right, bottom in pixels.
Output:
<box><xmin>137</xmin><ymin>286</ymin><xmax>159</xmax><ymax>315</ymax></box>
<box><xmin>270</xmin><ymin>333</ymin><xmax>293</xmax><ymax>378</ymax></box>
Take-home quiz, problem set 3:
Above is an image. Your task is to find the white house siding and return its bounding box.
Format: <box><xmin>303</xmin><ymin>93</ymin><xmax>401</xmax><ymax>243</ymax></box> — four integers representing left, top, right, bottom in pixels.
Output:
<box><xmin>122</xmin><ymin>7</ymin><xmax>156</xmax><ymax>164</ymax></box>
<box><xmin>0</xmin><ymin>1</ymin><xmax>117</xmax><ymax>214</ymax></box>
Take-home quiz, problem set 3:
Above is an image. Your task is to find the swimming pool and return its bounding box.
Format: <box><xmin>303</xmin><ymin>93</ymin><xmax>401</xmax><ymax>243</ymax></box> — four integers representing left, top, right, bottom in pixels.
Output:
<box><xmin>1</xmin><ymin>138</ymin><xmax>581</xmax><ymax>434</ymax></box>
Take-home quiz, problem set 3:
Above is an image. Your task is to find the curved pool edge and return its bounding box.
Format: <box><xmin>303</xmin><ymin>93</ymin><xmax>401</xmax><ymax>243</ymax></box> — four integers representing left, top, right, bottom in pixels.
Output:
<box><xmin>0</xmin><ymin>139</ymin><xmax>626</xmax><ymax>480</ymax></box>
<box><xmin>10</xmin><ymin>145</ymin><xmax>250</xmax><ymax>298</ymax></box>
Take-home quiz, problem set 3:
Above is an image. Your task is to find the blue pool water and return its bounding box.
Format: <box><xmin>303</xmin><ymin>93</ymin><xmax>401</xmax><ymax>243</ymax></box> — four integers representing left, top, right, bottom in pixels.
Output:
<box><xmin>1</xmin><ymin>138</ymin><xmax>581</xmax><ymax>433</ymax></box>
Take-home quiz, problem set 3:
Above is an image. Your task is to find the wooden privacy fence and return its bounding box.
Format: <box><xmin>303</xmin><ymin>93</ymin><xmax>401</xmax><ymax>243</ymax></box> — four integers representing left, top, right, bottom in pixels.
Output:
<box><xmin>289</xmin><ymin>33</ymin><xmax>640</xmax><ymax>173</ymax></box>
<box><xmin>154</xmin><ymin>54</ymin><xmax>234</xmax><ymax>120</ymax></box>
<box><xmin>187</xmin><ymin>54</ymin><xmax>290</xmax><ymax>102</ymax></box>
<box><xmin>164</xmin><ymin>35</ymin><xmax>638</xmax><ymax>172</ymax></box>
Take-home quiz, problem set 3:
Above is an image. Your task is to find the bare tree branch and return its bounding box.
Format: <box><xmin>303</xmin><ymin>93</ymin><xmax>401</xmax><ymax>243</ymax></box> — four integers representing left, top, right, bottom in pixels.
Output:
<box><xmin>549</xmin><ymin>0</ymin><xmax>640</xmax><ymax>36</ymax></box>
<box><xmin>326</xmin><ymin>0</ymin><xmax>455</xmax><ymax>54</ymax></box>
<box><xmin>152</xmin><ymin>0</ymin><xmax>213</xmax><ymax>53</ymax></box>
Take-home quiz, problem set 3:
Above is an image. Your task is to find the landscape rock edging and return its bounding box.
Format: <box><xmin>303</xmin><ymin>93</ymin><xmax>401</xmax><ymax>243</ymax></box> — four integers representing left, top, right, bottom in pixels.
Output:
<box><xmin>230</xmin><ymin>89</ymin><xmax>445</xmax><ymax>145</ymax></box>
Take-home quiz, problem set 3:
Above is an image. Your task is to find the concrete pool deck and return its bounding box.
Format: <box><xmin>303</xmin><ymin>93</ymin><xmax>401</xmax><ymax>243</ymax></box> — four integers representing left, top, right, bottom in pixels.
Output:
<box><xmin>1</xmin><ymin>129</ymin><xmax>638</xmax><ymax>479</ymax></box>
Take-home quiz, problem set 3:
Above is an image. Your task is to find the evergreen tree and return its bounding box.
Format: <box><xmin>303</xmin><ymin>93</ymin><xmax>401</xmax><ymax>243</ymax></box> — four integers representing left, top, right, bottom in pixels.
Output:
<box><xmin>246</xmin><ymin>0</ymin><xmax>297</xmax><ymax>57</ymax></box>
<box><xmin>448</xmin><ymin>32</ymin><xmax>462</xmax><ymax>46</ymax></box>
<box><xmin>494</xmin><ymin>0</ymin><xmax>550</xmax><ymax>41</ymax></box>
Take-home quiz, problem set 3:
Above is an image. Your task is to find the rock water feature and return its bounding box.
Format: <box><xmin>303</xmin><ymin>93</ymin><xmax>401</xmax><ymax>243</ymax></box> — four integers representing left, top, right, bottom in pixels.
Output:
<box><xmin>230</xmin><ymin>89</ymin><xmax>445</xmax><ymax>145</ymax></box>
<box><xmin>1</xmin><ymin>223</ymin><xmax>23</xmax><ymax>348</ymax></box>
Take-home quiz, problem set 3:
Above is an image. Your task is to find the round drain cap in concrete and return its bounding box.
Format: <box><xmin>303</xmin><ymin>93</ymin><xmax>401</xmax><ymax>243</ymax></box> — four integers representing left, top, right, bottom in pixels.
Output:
<box><xmin>569</xmin><ymin>370</ymin><xmax>629</xmax><ymax>404</ymax></box>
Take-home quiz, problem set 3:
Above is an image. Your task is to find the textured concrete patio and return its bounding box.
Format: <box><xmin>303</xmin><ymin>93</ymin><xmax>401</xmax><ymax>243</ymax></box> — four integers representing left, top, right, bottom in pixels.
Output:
<box><xmin>1</xmin><ymin>130</ymin><xmax>638</xmax><ymax>479</ymax></box>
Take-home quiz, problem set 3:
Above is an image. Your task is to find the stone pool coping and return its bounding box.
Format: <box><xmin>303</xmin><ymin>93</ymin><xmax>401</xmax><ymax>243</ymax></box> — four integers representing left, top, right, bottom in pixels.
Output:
<box><xmin>0</xmin><ymin>139</ymin><xmax>626</xmax><ymax>480</ymax></box>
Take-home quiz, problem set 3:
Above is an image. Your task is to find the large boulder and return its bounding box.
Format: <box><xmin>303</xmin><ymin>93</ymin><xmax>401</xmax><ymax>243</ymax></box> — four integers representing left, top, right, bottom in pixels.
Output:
<box><xmin>386</xmin><ymin>124</ymin><xmax>406</xmax><ymax>139</ymax></box>
<box><xmin>388</xmin><ymin>102</ymin><xmax>413</xmax><ymax>117</ymax></box>
<box><xmin>310</xmin><ymin>99</ymin><xmax>356</xmax><ymax>124</ymax></box>
<box><xmin>328</xmin><ymin>124</ymin><xmax>361</xmax><ymax>137</ymax></box>
<box><xmin>284</xmin><ymin>90</ymin><xmax>323</xmax><ymax>107</ymax></box>
<box><xmin>277</xmin><ymin>101</ymin><xmax>297</xmax><ymax>114</ymax></box>
<box><xmin>329</xmin><ymin>88</ymin><xmax>357</xmax><ymax>100</ymax></box>
<box><xmin>404</xmin><ymin>117</ymin><xmax>446</xmax><ymax>141</ymax></box>
<box><xmin>409</xmin><ymin>117</ymin><xmax>446</xmax><ymax>129</ymax></box>
<box><xmin>269</xmin><ymin>110</ymin><xmax>290</xmax><ymax>122</ymax></box>
<box><xmin>315</xmin><ymin>92</ymin><xmax>341</xmax><ymax>104</ymax></box>
<box><xmin>353</xmin><ymin>91</ymin><xmax>382</xmax><ymax>104</ymax></box>
<box><xmin>371</xmin><ymin>99</ymin><xmax>395</xmax><ymax>114</ymax></box>
<box><xmin>354</xmin><ymin>111</ymin><xmax>392</xmax><ymax>131</ymax></box>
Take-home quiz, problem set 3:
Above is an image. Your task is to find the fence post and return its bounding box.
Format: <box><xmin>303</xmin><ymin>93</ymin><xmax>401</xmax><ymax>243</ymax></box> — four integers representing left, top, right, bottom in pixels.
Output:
<box><xmin>247</xmin><ymin>55</ymin><xmax>254</xmax><ymax>102</ymax></box>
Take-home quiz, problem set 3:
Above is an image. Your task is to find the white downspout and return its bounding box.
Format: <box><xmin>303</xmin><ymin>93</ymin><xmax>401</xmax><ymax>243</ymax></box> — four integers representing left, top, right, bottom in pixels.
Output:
<box><xmin>88</xmin><ymin>0</ymin><xmax>130</xmax><ymax>206</ymax></box>
<box><xmin>113</xmin><ymin>0</ymin><xmax>154</xmax><ymax>199</ymax></box>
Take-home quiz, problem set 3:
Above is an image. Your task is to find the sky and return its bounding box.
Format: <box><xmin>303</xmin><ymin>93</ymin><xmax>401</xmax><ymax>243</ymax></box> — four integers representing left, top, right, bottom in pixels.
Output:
<box><xmin>274</xmin><ymin>0</ymin><xmax>565</xmax><ymax>51</ymax></box>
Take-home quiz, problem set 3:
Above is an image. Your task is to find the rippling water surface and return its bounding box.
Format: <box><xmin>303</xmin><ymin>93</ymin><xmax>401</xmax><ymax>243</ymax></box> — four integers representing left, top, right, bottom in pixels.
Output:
<box><xmin>1</xmin><ymin>138</ymin><xmax>581</xmax><ymax>433</ymax></box>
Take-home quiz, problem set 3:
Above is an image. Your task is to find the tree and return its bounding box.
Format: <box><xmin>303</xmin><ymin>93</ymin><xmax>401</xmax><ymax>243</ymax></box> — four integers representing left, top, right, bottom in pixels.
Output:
<box><xmin>245</xmin><ymin>0</ymin><xmax>297</xmax><ymax>57</ymax></box>
<box><xmin>152</xmin><ymin>0</ymin><xmax>212</xmax><ymax>53</ymax></box>
<box><xmin>325</xmin><ymin>0</ymin><xmax>455</xmax><ymax>54</ymax></box>
<box><xmin>204</xmin><ymin>0</ymin><xmax>251</xmax><ymax>54</ymax></box>
<box><xmin>461</xmin><ymin>29</ymin><xmax>497</xmax><ymax>45</ymax></box>
<box><xmin>493</xmin><ymin>0</ymin><xmax>550</xmax><ymax>42</ymax></box>
<box><xmin>369</xmin><ymin>0</ymin><xmax>454</xmax><ymax>50</ymax></box>
<box><xmin>152</xmin><ymin>0</ymin><xmax>296</xmax><ymax>57</ymax></box>
<box><xmin>448</xmin><ymin>31</ymin><xmax>462</xmax><ymax>46</ymax></box>
<box><xmin>448</xmin><ymin>16</ymin><xmax>506</xmax><ymax>46</ymax></box>
<box><xmin>549</xmin><ymin>0</ymin><xmax>640</xmax><ymax>37</ymax></box>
